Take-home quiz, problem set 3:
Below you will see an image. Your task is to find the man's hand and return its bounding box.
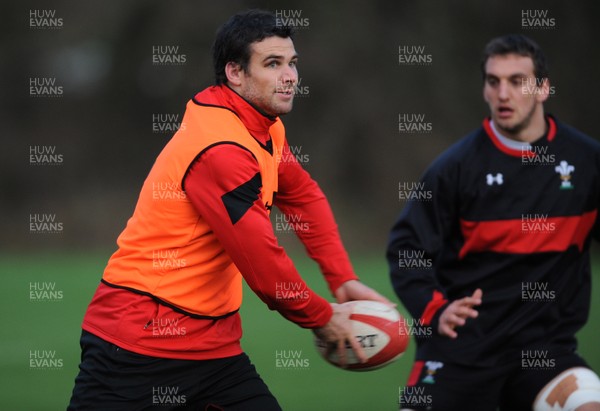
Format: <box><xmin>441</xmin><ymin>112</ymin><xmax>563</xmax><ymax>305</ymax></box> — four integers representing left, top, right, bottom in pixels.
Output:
<box><xmin>313</xmin><ymin>302</ymin><xmax>367</xmax><ymax>367</ymax></box>
<box><xmin>334</xmin><ymin>280</ymin><xmax>395</xmax><ymax>307</ymax></box>
<box><xmin>438</xmin><ymin>288</ymin><xmax>482</xmax><ymax>339</ymax></box>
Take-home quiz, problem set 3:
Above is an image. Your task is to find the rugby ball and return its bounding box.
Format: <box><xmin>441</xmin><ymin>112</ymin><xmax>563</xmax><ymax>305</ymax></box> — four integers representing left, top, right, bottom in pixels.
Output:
<box><xmin>315</xmin><ymin>300</ymin><xmax>409</xmax><ymax>371</ymax></box>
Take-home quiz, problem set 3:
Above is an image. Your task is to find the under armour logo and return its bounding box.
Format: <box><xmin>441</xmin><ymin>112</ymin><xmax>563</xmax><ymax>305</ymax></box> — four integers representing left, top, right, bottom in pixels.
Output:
<box><xmin>486</xmin><ymin>173</ymin><xmax>503</xmax><ymax>186</ymax></box>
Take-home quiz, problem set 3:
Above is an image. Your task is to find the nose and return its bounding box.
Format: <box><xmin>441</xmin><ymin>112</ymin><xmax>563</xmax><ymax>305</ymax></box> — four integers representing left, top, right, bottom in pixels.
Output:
<box><xmin>497</xmin><ymin>80</ymin><xmax>509</xmax><ymax>100</ymax></box>
<box><xmin>281</xmin><ymin>65</ymin><xmax>298</xmax><ymax>87</ymax></box>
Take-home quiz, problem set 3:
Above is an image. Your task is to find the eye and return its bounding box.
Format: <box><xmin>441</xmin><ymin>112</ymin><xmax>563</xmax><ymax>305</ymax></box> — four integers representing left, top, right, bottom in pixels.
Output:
<box><xmin>511</xmin><ymin>77</ymin><xmax>523</xmax><ymax>86</ymax></box>
<box><xmin>289</xmin><ymin>60</ymin><xmax>298</xmax><ymax>68</ymax></box>
<box><xmin>486</xmin><ymin>77</ymin><xmax>498</xmax><ymax>87</ymax></box>
<box><xmin>267</xmin><ymin>60</ymin><xmax>279</xmax><ymax>68</ymax></box>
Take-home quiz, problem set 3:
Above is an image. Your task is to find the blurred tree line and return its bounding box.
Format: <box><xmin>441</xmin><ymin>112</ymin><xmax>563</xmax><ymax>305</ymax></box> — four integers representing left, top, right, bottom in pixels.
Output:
<box><xmin>2</xmin><ymin>0</ymin><xmax>599</xmax><ymax>255</ymax></box>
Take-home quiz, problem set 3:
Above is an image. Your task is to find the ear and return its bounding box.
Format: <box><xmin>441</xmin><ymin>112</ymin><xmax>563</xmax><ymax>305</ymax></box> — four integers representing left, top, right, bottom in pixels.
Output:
<box><xmin>536</xmin><ymin>78</ymin><xmax>551</xmax><ymax>103</ymax></box>
<box><xmin>225</xmin><ymin>62</ymin><xmax>244</xmax><ymax>87</ymax></box>
<box><xmin>483</xmin><ymin>85</ymin><xmax>490</xmax><ymax>103</ymax></box>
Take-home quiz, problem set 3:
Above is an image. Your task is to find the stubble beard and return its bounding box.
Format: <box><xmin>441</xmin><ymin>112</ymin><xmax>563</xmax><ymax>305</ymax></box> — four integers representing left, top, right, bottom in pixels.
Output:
<box><xmin>495</xmin><ymin>100</ymin><xmax>537</xmax><ymax>137</ymax></box>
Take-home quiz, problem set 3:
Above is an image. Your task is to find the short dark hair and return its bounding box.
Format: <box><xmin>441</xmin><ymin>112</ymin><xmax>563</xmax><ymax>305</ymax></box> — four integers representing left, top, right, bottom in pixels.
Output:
<box><xmin>212</xmin><ymin>9</ymin><xmax>295</xmax><ymax>85</ymax></box>
<box><xmin>480</xmin><ymin>34</ymin><xmax>549</xmax><ymax>80</ymax></box>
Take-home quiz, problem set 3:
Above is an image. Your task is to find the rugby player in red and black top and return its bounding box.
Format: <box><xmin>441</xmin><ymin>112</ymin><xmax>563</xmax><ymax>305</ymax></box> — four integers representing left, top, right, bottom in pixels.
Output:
<box><xmin>388</xmin><ymin>34</ymin><xmax>600</xmax><ymax>411</ymax></box>
<box><xmin>68</xmin><ymin>10</ymin><xmax>390</xmax><ymax>411</ymax></box>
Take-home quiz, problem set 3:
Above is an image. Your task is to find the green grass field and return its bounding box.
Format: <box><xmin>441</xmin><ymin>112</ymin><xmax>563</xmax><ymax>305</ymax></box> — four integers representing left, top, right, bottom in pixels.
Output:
<box><xmin>1</xmin><ymin>252</ymin><xmax>599</xmax><ymax>410</ymax></box>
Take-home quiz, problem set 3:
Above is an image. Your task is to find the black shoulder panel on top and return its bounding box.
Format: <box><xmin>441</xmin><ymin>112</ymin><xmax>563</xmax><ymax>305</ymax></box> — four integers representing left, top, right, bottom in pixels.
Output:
<box><xmin>221</xmin><ymin>172</ymin><xmax>263</xmax><ymax>225</ymax></box>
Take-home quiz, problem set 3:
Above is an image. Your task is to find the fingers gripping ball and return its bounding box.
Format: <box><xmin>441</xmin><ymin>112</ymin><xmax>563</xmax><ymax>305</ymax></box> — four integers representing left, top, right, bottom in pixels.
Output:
<box><xmin>315</xmin><ymin>301</ymin><xmax>409</xmax><ymax>371</ymax></box>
